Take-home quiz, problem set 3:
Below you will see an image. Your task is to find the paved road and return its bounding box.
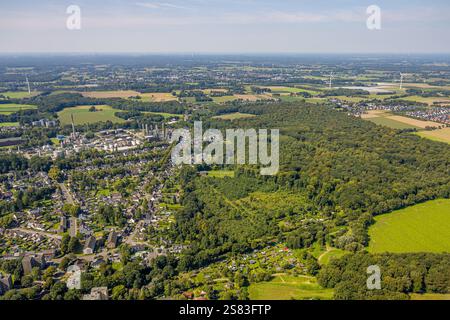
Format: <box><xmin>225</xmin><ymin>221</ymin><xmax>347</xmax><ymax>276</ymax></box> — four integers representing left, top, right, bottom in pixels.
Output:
<box><xmin>59</xmin><ymin>183</ymin><xmax>75</xmax><ymax>204</ymax></box>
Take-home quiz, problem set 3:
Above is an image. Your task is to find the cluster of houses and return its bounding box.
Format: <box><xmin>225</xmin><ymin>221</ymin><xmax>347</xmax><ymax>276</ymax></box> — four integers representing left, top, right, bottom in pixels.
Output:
<box><xmin>331</xmin><ymin>99</ymin><xmax>450</xmax><ymax>126</ymax></box>
<box><xmin>3</xmin><ymin>229</ymin><xmax>60</xmax><ymax>256</ymax></box>
<box><xmin>81</xmin><ymin>231</ymin><xmax>119</xmax><ymax>255</ymax></box>
<box><xmin>405</xmin><ymin>107</ymin><xmax>450</xmax><ymax>125</ymax></box>
<box><xmin>31</xmin><ymin>118</ymin><xmax>57</xmax><ymax>128</ymax></box>
<box><xmin>331</xmin><ymin>99</ymin><xmax>422</xmax><ymax>117</ymax></box>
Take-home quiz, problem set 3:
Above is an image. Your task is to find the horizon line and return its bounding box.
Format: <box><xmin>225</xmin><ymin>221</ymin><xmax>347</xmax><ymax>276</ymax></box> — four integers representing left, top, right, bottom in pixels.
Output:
<box><xmin>1</xmin><ymin>52</ymin><xmax>450</xmax><ymax>56</ymax></box>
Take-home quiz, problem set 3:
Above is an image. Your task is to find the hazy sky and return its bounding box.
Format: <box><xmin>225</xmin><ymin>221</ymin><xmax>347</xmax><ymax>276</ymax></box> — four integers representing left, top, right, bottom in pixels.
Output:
<box><xmin>1</xmin><ymin>0</ymin><xmax>449</xmax><ymax>53</ymax></box>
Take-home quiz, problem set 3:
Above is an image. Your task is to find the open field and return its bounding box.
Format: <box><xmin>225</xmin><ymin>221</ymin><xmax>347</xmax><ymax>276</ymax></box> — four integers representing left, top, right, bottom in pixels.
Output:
<box><xmin>386</xmin><ymin>115</ymin><xmax>441</xmax><ymax>128</ymax></box>
<box><xmin>361</xmin><ymin>110</ymin><xmax>387</xmax><ymax>119</ymax></box>
<box><xmin>207</xmin><ymin>170</ymin><xmax>235</xmax><ymax>178</ymax></box>
<box><xmin>318</xmin><ymin>248</ymin><xmax>348</xmax><ymax>265</ymax></box>
<box><xmin>367</xmin><ymin>116</ymin><xmax>421</xmax><ymax>129</ymax></box>
<box><xmin>330</xmin><ymin>95</ymin><xmax>371</xmax><ymax>103</ymax></box>
<box><xmin>212</xmin><ymin>93</ymin><xmax>272</xmax><ymax>102</ymax></box>
<box><xmin>143</xmin><ymin>111</ymin><xmax>182</xmax><ymax>119</ymax></box>
<box><xmin>416</xmin><ymin>127</ymin><xmax>450</xmax><ymax>144</ymax></box>
<box><xmin>1</xmin><ymin>91</ymin><xmax>39</xmax><ymax>99</ymax></box>
<box><xmin>396</xmin><ymin>95</ymin><xmax>450</xmax><ymax>105</ymax></box>
<box><xmin>139</xmin><ymin>92</ymin><xmax>178</xmax><ymax>102</ymax></box>
<box><xmin>0</xmin><ymin>122</ymin><xmax>19</xmax><ymax>127</ymax></box>
<box><xmin>330</xmin><ymin>94</ymin><xmax>398</xmax><ymax>102</ymax></box>
<box><xmin>260</xmin><ymin>86</ymin><xmax>320</xmax><ymax>95</ymax></box>
<box><xmin>0</xmin><ymin>103</ymin><xmax>37</xmax><ymax>114</ymax></box>
<box><xmin>361</xmin><ymin>110</ymin><xmax>439</xmax><ymax>129</ymax></box>
<box><xmin>212</xmin><ymin>96</ymin><xmax>238</xmax><ymax>103</ymax></box>
<box><xmin>368</xmin><ymin>199</ymin><xmax>450</xmax><ymax>253</ymax></box>
<box><xmin>213</xmin><ymin>112</ymin><xmax>257</xmax><ymax>120</ymax></box>
<box><xmin>234</xmin><ymin>94</ymin><xmax>273</xmax><ymax>101</ymax></box>
<box><xmin>248</xmin><ymin>275</ymin><xmax>333</xmax><ymax>300</ymax></box>
<box><xmin>279</xmin><ymin>95</ymin><xmax>308</xmax><ymax>103</ymax></box>
<box><xmin>81</xmin><ymin>90</ymin><xmax>140</xmax><ymax>99</ymax></box>
<box><xmin>410</xmin><ymin>293</ymin><xmax>450</xmax><ymax>300</ymax></box>
<box><xmin>57</xmin><ymin>105</ymin><xmax>125</xmax><ymax>125</ymax></box>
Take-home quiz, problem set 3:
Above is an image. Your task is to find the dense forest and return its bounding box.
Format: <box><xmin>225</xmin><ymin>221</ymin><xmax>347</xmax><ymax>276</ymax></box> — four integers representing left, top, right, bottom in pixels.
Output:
<box><xmin>169</xmin><ymin>102</ymin><xmax>450</xmax><ymax>298</ymax></box>
<box><xmin>318</xmin><ymin>252</ymin><xmax>450</xmax><ymax>299</ymax></box>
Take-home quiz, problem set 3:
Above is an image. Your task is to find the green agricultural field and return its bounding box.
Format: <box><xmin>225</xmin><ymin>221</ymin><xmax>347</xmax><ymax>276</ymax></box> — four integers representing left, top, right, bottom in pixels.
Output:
<box><xmin>58</xmin><ymin>105</ymin><xmax>126</xmax><ymax>125</ymax></box>
<box><xmin>0</xmin><ymin>103</ymin><xmax>37</xmax><ymax>114</ymax></box>
<box><xmin>262</xmin><ymin>86</ymin><xmax>319</xmax><ymax>95</ymax></box>
<box><xmin>138</xmin><ymin>93</ymin><xmax>178</xmax><ymax>102</ymax></box>
<box><xmin>416</xmin><ymin>128</ymin><xmax>450</xmax><ymax>144</ymax></box>
<box><xmin>207</xmin><ymin>170</ymin><xmax>235</xmax><ymax>178</ymax></box>
<box><xmin>279</xmin><ymin>95</ymin><xmax>307</xmax><ymax>103</ymax></box>
<box><xmin>0</xmin><ymin>122</ymin><xmax>19</xmax><ymax>127</ymax></box>
<box><xmin>395</xmin><ymin>95</ymin><xmax>450</xmax><ymax>105</ymax></box>
<box><xmin>410</xmin><ymin>293</ymin><xmax>450</xmax><ymax>300</ymax></box>
<box><xmin>213</xmin><ymin>112</ymin><xmax>256</xmax><ymax>120</ymax></box>
<box><xmin>366</xmin><ymin>116</ymin><xmax>420</xmax><ymax>129</ymax></box>
<box><xmin>368</xmin><ymin>199</ymin><xmax>450</xmax><ymax>253</ymax></box>
<box><xmin>212</xmin><ymin>96</ymin><xmax>238</xmax><ymax>103</ymax></box>
<box><xmin>143</xmin><ymin>111</ymin><xmax>182</xmax><ymax>119</ymax></box>
<box><xmin>248</xmin><ymin>275</ymin><xmax>333</xmax><ymax>300</ymax></box>
<box><xmin>1</xmin><ymin>91</ymin><xmax>38</xmax><ymax>99</ymax></box>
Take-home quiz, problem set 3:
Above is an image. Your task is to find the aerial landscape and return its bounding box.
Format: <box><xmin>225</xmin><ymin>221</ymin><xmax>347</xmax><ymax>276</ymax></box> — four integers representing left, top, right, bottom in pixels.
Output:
<box><xmin>0</xmin><ymin>0</ymin><xmax>449</xmax><ymax>310</ymax></box>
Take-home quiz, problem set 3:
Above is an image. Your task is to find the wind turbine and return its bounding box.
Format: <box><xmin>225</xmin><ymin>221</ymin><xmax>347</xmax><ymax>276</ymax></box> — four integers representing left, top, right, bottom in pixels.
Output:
<box><xmin>25</xmin><ymin>75</ymin><xmax>31</xmax><ymax>95</ymax></box>
<box><xmin>399</xmin><ymin>73</ymin><xmax>404</xmax><ymax>90</ymax></box>
<box><xmin>328</xmin><ymin>72</ymin><xmax>333</xmax><ymax>89</ymax></box>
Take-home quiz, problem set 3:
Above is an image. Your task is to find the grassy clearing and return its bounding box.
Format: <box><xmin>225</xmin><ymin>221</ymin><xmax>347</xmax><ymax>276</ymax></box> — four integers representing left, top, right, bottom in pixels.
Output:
<box><xmin>367</xmin><ymin>117</ymin><xmax>421</xmax><ymax>129</ymax></box>
<box><xmin>81</xmin><ymin>90</ymin><xmax>140</xmax><ymax>99</ymax></box>
<box><xmin>213</xmin><ymin>112</ymin><xmax>256</xmax><ymax>120</ymax></box>
<box><xmin>318</xmin><ymin>248</ymin><xmax>348</xmax><ymax>265</ymax></box>
<box><xmin>234</xmin><ymin>94</ymin><xmax>272</xmax><ymax>101</ymax></box>
<box><xmin>416</xmin><ymin>127</ymin><xmax>450</xmax><ymax>144</ymax></box>
<box><xmin>207</xmin><ymin>170</ymin><xmax>235</xmax><ymax>178</ymax></box>
<box><xmin>143</xmin><ymin>111</ymin><xmax>182</xmax><ymax>119</ymax></box>
<box><xmin>0</xmin><ymin>103</ymin><xmax>37</xmax><ymax>114</ymax></box>
<box><xmin>387</xmin><ymin>115</ymin><xmax>442</xmax><ymax>129</ymax></box>
<box><xmin>368</xmin><ymin>199</ymin><xmax>450</xmax><ymax>253</ymax></box>
<box><xmin>212</xmin><ymin>96</ymin><xmax>238</xmax><ymax>103</ymax></box>
<box><xmin>1</xmin><ymin>91</ymin><xmax>38</xmax><ymax>99</ymax></box>
<box><xmin>57</xmin><ymin>105</ymin><xmax>125</xmax><ymax>125</ymax></box>
<box><xmin>362</xmin><ymin>110</ymin><xmax>422</xmax><ymax>129</ymax></box>
<box><xmin>396</xmin><ymin>95</ymin><xmax>450</xmax><ymax>105</ymax></box>
<box><xmin>410</xmin><ymin>293</ymin><xmax>450</xmax><ymax>300</ymax></box>
<box><xmin>248</xmin><ymin>275</ymin><xmax>333</xmax><ymax>300</ymax></box>
<box><xmin>0</xmin><ymin>122</ymin><xmax>19</xmax><ymax>127</ymax></box>
<box><xmin>262</xmin><ymin>86</ymin><xmax>320</xmax><ymax>95</ymax></box>
<box><xmin>139</xmin><ymin>93</ymin><xmax>177</xmax><ymax>102</ymax></box>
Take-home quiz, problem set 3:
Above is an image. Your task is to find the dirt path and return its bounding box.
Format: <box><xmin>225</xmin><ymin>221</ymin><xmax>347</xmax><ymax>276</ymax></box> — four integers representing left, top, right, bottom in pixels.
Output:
<box><xmin>317</xmin><ymin>245</ymin><xmax>332</xmax><ymax>264</ymax></box>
